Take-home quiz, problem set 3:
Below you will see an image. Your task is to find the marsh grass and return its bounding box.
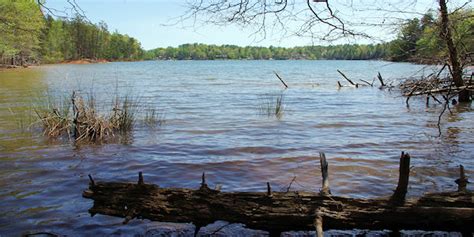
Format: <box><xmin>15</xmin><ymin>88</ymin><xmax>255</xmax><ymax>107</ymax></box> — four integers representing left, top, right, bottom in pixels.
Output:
<box><xmin>144</xmin><ymin>107</ymin><xmax>165</xmax><ymax>128</ymax></box>
<box><xmin>259</xmin><ymin>93</ymin><xmax>285</xmax><ymax>120</ymax></box>
<box><xmin>33</xmin><ymin>90</ymin><xmax>145</xmax><ymax>143</ymax></box>
<box><xmin>110</xmin><ymin>95</ymin><xmax>138</xmax><ymax>134</ymax></box>
<box><xmin>34</xmin><ymin>94</ymin><xmax>73</xmax><ymax>138</ymax></box>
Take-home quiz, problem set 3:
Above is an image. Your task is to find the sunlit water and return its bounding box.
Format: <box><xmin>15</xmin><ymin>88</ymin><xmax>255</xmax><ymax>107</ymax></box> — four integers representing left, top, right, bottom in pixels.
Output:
<box><xmin>0</xmin><ymin>60</ymin><xmax>473</xmax><ymax>235</ymax></box>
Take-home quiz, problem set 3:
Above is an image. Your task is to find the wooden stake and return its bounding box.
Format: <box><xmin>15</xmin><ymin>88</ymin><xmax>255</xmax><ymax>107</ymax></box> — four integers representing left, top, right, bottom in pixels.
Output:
<box><xmin>267</xmin><ymin>182</ymin><xmax>272</xmax><ymax>197</ymax></box>
<box><xmin>314</xmin><ymin>209</ymin><xmax>324</xmax><ymax>237</ymax></box>
<box><xmin>319</xmin><ymin>152</ymin><xmax>331</xmax><ymax>196</ymax></box>
<box><xmin>199</xmin><ymin>172</ymin><xmax>210</xmax><ymax>191</ymax></box>
<box><xmin>88</xmin><ymin>174</ymin><xmax>95</xmax><ymax>186</ymax></box>
<box><xmin>138</xmin><ymin>172</ymin><xmax>144</xmax><ymax>185</ymax></box>
<box><xmin>391</xmin><ymin>152</ymin><xmax>411</xmax><ymax>205</ymax></box>
<box><xmin>71</xmin><ymin>91</ymin><xmax>80</xmax><ymax>139</ymax></box>
<box><xmin>455</xmin><ymin>165</ymin><xmax>469</xmax><ymax>192</ymax></box>
<box><xmin>274</xmin><ymin>71</ymin><xmax>289</xmax><ymax>89</ymax></box>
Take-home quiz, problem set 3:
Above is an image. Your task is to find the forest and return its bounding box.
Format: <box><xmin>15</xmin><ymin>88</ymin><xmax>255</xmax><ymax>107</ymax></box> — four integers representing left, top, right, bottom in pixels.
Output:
<box><xmin>145</xmin><ymin>9</ymin><xmax>472</xmax><ymax>63</ymax></box>
<box><xmin>0</xmin><ymin>0</ymin><xmax>472</xmax><ymax>65</ymax></box>
<box><xmin>0</xmin><ymin>0</ymin><xmax>143</xmax><ymax>65</ymax></box>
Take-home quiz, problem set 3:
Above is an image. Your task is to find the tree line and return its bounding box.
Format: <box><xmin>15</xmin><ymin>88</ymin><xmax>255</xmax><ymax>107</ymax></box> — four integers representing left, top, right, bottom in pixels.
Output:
<box><xmin>0</xmin><ymin>0</ymin><xmax>143</xmax><ymax>66</ymax></box>
<box><xmin>145</xmin><ymin>9</ymin><xmax>472</xmax><ymax>64</ymax></box>
<box><xmin>1</xmin><ymin>0</ymin><xmax>471</xmax><ymax>66</ymax></box>
<box><xmin>144</xmin><ymin>44</ymin><xmax>389</xmax><ymax>60</ymax></box>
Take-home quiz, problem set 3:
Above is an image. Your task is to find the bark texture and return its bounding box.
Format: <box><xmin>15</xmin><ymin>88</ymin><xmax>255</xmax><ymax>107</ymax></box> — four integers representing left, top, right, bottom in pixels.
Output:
<box><xmin>83</xmin><ymin>181</ymin><xmax>474</xmax><ymax>233</ymax></box>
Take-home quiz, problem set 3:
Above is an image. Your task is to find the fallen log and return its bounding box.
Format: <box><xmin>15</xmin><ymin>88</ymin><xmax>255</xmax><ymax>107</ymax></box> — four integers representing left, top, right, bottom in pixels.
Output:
<box><xmin>83</xmin><ymin>153</ymin><xmax>473</xmax><ymax>234</ymax></box>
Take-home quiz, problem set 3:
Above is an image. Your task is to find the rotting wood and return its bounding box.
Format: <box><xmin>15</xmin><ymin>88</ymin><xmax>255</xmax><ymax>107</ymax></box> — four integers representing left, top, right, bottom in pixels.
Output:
<box><xmin>456</xmin><ymin>165</ymin><xmax>469</xmax><ymax>192</ymax></box>
<box><xmin>391</xmin><ymin>152</ymin><xmax>411</xmax><ymax>205</ymax></box>
<box><xmin>274</xmin><ymin>71</ymin><xmax>288</xmax><ymax>89</ymax></box>
<box><xmin>319</xmin><ymin>152</ymin><xmax>330</xmax><ymax>196</ymax></box>
<box><xmin>314</xmin><ymin>209</ymin><xmax>323</xmax><ymax>237</ymax></box>
<box><xmin>83</xmin><ymin>154</ymin><xmax>473</xmax><ymax>234</ymax></box>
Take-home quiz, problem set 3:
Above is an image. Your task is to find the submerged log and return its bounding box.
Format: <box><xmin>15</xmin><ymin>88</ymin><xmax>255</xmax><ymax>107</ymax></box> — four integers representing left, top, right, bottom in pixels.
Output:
<box><xmin>83</xmin><ymin>177</ymin><xmax>473</xmax><ymax>233</ymax></box>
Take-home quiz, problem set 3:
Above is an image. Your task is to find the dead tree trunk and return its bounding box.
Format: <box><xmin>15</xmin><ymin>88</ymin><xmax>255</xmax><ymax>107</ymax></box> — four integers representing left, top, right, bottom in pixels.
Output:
<box><xmin>83</xmin><ymin>154</ymin><xmax>473</xmax><ymax>234</ymax></box>
<box><xmin>439</xmin><ymin>0</ymin><xmax>470</xmax><ymax>102</ymax></box>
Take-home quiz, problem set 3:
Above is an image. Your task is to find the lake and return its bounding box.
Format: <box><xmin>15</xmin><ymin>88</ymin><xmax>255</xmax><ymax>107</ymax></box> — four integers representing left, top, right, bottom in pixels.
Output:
<box><xmin>0</xmin><ymin>60</ymin><xmax>473</xmax><ymax>235</ymax></box>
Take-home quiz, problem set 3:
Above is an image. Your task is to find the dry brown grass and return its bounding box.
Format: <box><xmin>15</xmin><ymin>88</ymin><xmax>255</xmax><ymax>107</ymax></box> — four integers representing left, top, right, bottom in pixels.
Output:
<box><xmin>35</xmin><ymin>91</ymin><xmax>138</xmax><ymax>143</ymax></box>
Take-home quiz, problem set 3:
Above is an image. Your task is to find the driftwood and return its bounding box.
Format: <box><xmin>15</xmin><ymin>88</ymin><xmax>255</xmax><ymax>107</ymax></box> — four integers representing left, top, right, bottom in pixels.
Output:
<box><xmin>83</xmin><ymin>152</ymin><xmax>473</xmax><ymax>235</ymax></box>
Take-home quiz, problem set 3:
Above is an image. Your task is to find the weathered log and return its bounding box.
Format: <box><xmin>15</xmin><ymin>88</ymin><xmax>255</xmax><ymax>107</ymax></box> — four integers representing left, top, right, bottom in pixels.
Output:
<box><xmin>83</xmin><ymin>177</ymin><xmax>474</xmax><ymax>233</ymax></box>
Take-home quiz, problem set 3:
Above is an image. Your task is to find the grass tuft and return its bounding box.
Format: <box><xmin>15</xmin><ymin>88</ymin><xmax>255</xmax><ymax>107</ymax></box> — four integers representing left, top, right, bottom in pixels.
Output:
<box><xmin>259</xmin><ymin>93</ymin><xmax>285</xmax><ymax>120</ymax></box>
<box><xmin>33</xmin><ymin>91</ymin><xmax>148</xmax><ymax>143</ymax></box>
<box><xmin>144</xmin><ymin>107</ymin><xmax>165</xmax><ymax>128</ymax></box>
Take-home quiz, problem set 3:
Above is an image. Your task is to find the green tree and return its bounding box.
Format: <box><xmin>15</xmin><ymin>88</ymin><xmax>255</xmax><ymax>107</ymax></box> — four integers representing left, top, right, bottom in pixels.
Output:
<box><xmin>0</xmin><ymin>0</ymin><xmax>44</xmax><ymax>65</ymax></box>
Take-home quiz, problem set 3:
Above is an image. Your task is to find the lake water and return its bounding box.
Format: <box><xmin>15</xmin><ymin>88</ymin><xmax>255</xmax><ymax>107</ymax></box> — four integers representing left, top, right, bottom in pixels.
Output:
<box><xmin>0</xmin><ymin>60</ymin><xmax>473</xmax><ymax>235</ymax></box>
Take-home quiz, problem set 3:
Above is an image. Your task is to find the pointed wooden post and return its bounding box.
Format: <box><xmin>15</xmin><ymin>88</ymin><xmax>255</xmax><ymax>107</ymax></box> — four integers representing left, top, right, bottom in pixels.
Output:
<box><xmin>199</xmin><ymin>172</ymin><xmax>211</xmax><ymax>191</ymax></box>
<box><xmin>267</xmin><ymin>182</ymin><xmax>272</xmax><ymax>197</ymax></box>
<box><xmin>455</xmin><ymin>165</ymin><xmax>469</xmax><ymax>192</ymax></box>
<box><xmin>138</xmin><ymin>172</ymin><xmax>144</xmax><ymax>185</ymax></box>
<box><xmin>88</xmin><ymin>174</ymin><xmax>95</xmax><ymax>186</ymax></box>
<box><xmin>314</xmin><ymin>209</ymin><xmax>324</xmax><ymax>237</ymax></box>
<box><xmin>319</xmin><ymin>152</ymin><xmax>331</xmax><ymax>196</ymax></box>
<box><xmin>391</xmin><ymin>152</ymin><xmax>411</xmax><ymax>205</ymax></box>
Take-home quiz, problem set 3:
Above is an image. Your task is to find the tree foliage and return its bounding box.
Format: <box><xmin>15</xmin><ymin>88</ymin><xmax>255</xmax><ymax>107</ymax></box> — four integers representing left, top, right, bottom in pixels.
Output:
<box><xmin>145</xmin><ymin>43</ymin><xmax>389</xmax><ymax>60</ymax></box>
<box><xmin>389</xmin><ymin>9</ymin><xmax>473</xmax><ymax>64</ymax></box>
<box><xmin>0</xmin><ymin>0</ymin><xmax>44</xmax><ymax>61</ymax></box>
<box><xmin>0</xmin><ymin>0</ymin><xmax>143</xmax><ymax>65</ymax></box>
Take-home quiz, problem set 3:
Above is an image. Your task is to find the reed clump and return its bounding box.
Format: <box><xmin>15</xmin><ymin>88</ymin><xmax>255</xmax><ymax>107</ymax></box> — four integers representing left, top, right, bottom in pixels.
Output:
<box><xmin>259</xmin><ymin>93</ymin><xmax>285</xmax><ymax>120</ymax></box>
<box><xmin>35</xmin><ymin>91</ymin><xmax>138</xmax><ymax>143</ymax></box>
<box><xmin>144</xmin><ymin>107</ymin><xmax>165</xmax><ymax>128</ymax></box>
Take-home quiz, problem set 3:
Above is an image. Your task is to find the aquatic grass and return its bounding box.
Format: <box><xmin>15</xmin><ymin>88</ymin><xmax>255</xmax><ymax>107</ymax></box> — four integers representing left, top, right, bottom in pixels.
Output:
<box><xmin>34</xmin><ymin>93</ymin><xmax>73</xmax><ymax>138</ymax></box>
<box><xmin>259</xmin><ymin>93</ymin><xmax>285</xmax><ymax>120</ymax></box>
<box><xmin>144</xmin><ymin>107</ymin><xmax>165</xmax><ymax>128</ymax></box>
<box><xmin>31</xmin><ymin>90</ymin><xmax>143</xmax><ymax>143</ymax></box>
<box><xmin>7</xmin><ymin>107</ymin><xmax>35</xmax><ymax>131</ymax></box>
<box><xmin>70</xmin><ymin>92</ymin><xmax>115</xmax><ymax>142</ymax></box>
<box><xmin>110</xmin><ymin>95</ymin><xmax>139</xmax><ymax>134</ymax></box>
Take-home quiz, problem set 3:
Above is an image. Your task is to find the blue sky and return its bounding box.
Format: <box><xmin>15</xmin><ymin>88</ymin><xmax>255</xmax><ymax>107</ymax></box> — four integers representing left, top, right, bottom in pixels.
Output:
<box><xmin>43</xmin><ymin>0</ymin><xmax>469</xmax><ymax>50</ymax></box>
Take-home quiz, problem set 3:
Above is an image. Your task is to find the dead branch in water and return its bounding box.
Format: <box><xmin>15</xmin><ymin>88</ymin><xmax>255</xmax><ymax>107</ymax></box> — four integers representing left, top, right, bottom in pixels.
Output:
<box><xmin>83</xmin><ymin>152</ymin><xmax>473</xmax><ymax>235</ymax></box>
<box><xmin>274</xmin><ymin>71</ymin><xmax>289</xmax><ymax>89</ymax></box>
<box><xmin>337</xmin><ymin>69</ymin><xmax>358</xmax><ymax>88</ymax></box>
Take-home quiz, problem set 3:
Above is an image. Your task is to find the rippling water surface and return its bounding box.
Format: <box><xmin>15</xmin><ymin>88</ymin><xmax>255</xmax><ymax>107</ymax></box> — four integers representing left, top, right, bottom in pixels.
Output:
<box><xmin>0</xmin><ymin>60</ymin><xmax>473</xmax><ymax>235</ymax></box>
